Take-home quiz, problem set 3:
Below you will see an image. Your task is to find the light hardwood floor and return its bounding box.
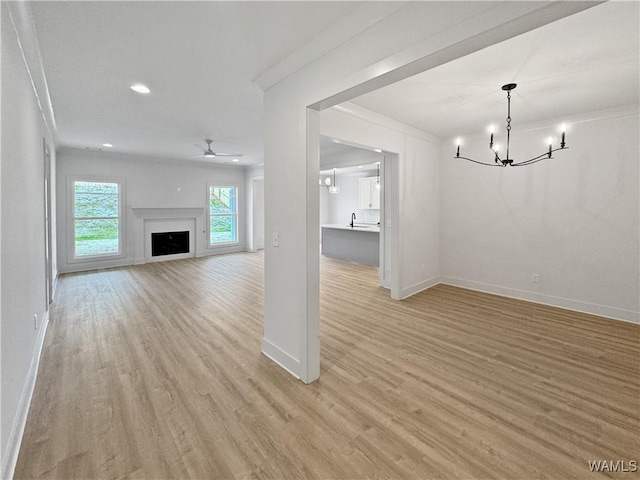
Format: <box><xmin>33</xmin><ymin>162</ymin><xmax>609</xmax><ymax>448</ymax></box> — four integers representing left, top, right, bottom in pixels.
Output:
<box><xmin>15</xmin><ymin>253</ymin><xmax>639</xmax><ymax>479</ymax></box>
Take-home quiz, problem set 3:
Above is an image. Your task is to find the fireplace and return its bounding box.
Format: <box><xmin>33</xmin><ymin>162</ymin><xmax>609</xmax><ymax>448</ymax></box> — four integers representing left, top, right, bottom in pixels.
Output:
<box><xmin>142</xmin><ymin>218</ymin><xmax>195</xmax><ymax>262</ymax></box>
<box><xmin>131</xmin><ymin>208</ymin><xmax>203</xmax><ymax>264</ymax></box>
<box><xmin>151</xmin><ymin>231</ymin><xmax>189</xmax><ymax>257</ymax></box>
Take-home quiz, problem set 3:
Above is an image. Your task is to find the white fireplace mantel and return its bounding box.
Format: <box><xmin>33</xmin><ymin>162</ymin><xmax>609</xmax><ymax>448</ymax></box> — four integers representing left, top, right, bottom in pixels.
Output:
<box><xmin>131</xmin><ymin>207</ymin><xmax>204</xmax><ymax>219</ymax></box>
<box><xmin>131</xmin><ymin>207</ymin><xmax>205</xmax><ymax>264</ymax></box>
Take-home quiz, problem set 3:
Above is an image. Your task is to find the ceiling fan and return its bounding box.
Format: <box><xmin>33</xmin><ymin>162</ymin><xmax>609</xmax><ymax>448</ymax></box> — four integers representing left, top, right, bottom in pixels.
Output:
<box><xmin>193</xmin><ymin>139</ymin><xmax>243</xmax><ymax>158</ymax></box>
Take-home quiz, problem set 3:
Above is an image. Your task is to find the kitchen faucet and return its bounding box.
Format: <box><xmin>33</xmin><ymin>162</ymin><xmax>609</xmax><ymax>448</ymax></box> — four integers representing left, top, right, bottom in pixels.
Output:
<box><xmin>350</xmin><ymin>212</ymin><xmax>356</xmax><ymax>228</ymax></box>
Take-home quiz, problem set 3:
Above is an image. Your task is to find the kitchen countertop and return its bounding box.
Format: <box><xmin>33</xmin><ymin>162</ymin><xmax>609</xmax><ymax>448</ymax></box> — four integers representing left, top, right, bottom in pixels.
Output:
<box><xmin>322</xmin><ymin>223</ymin><xmax>380</xmax><ymax>233</ymax></box>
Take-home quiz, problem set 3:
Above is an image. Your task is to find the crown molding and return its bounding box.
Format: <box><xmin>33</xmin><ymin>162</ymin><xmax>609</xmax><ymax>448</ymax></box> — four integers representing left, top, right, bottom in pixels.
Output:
<box><xmin>6</xmin><ymin>2</ymin><xmax>59</xmax><ymax>146</ymax></box>
<box><xmin>444</xmin><ymin>103</ymin><xmax>639</xmax><ymax>144</ymax></box>
<box><xmin>58</xmin><ymin>147</ymin><xmax>245</xmax><ymax>170</ymax></box>
<box><xmin>331</xmin><ymin>102</ymin><xmax>441</xmax><ymax>145</ymax></box>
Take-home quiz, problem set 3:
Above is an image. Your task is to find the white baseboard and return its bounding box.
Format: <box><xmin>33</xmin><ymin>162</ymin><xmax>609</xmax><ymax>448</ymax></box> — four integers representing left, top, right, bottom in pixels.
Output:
<box><xmin>197</xmin><ymin>245</ymin><xmax>245</xmax><ymax>258</ymax></box>
<box><xmin>400</xmin><ymin>275</ymin><xmax>440</xmax><ymax>299</ymax></box>
<box><xmin>440</xmin><ymin>276</ymin><xmax>640</xmax><ymax>324</ymax></box>
<box><xmin>1</xmin><ymin>309</ymin><xmax>50</xmax><ymax>480</ymax></box>
<box><xmin>261</xmin><ymin>337</ymin><xmax>301</xmax><ymax>380</ymax></box>
<box><xmin>60</xmin><ymin>246</ymin><xmax>246</xmax><ymax>273</ymax></box>
<box><xmin>144</xmin><ymin>251</ymin><xmax>194</xmax><ymax>263</ymax></box>
<box><xmin>59</xmin><ymin>258</ymin><xmax>132</xmax><ymax>274</ymax></box>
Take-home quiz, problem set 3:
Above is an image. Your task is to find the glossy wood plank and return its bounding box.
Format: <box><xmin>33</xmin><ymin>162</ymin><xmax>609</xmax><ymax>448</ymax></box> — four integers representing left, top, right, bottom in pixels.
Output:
<box><xmin>14</xmin><ymin>253</ymin><xmax>639</xmax><ymax>479</ymax></box>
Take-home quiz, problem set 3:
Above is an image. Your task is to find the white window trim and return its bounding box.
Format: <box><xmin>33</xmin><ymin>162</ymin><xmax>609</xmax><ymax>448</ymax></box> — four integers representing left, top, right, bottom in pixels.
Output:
<box><xmin>67</xmin><ymin>175</ymin><xmax>126</xmax><ymax>263</ymax></box>
<box><xmin>207</xmin><ymin>184</ymin><xmax>240</xmax><ymax>248</ymax></box>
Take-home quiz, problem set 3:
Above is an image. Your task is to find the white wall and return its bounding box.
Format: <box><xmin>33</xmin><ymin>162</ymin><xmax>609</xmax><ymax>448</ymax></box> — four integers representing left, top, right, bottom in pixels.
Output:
<box><xmin>56</xmin><ymin>149</ymin><xmax>247</xmax><ymax>273</ymax></box>
<box><xmin>1</xmin><ymin>4</ymin><xmax>57</xmax><ymax>476</ymax></box>
<box><xmin>262</xmin><ymin>1</ymin><xmax>597</xmax><ymax>382</ymax></box>
<box><xmin>319</xmin><ymin>185</ymin><xmax>330</xmax><ymax>230</ymax></box>
<box><xmin>320</xmin><ymin>146</ymin><xmax>383</xmax><ymax>228</ymax></box>
<box><xmin>328</xmin><ymin>173</ymin><xmax>359</xmax><ymax>225</ymax></box>
<box><xmin>440</xmin><ymin>108</ymin><xmax>639</xmax><ymax>323</ymax></box>
<box><xmin>324</xmin><ymin>172</ymin><xmax>380</xmax><ymax>226</ymax></box>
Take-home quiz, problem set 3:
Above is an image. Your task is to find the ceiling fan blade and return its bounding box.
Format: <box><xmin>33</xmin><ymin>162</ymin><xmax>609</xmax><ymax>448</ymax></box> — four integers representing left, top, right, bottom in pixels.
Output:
<box><xmin>190</xmin><ymin>153</ymin><xmax>205</xmax><ymax>157</ymax></box>
<box><xmin>194</xmin><ymin>143</ymin><xmax>207</xmax><ymax>152</ymax></box>
<box><xmin>212</xmin><ymin>152</ymin><xmax>243</xmax><ymax>157</ymax></box>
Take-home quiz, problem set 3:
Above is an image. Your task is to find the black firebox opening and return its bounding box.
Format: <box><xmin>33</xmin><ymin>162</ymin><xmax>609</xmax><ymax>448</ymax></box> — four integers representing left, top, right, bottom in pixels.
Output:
<box><xmin>151</xmin><ymin>231</ymin><xmax>189</xmax><ymax>257</ymax></box>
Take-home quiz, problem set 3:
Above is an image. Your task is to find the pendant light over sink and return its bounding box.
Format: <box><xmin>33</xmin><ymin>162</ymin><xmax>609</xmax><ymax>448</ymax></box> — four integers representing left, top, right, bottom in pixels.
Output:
<box><xmin>328</xmin><ymin>168</ymin><xmax>340</xmax><ymax>194</ymax></box>
<box><xmin>319</xmin><ymin>168</ymin><xmax>340</xmax><ymax>193</ymax></box>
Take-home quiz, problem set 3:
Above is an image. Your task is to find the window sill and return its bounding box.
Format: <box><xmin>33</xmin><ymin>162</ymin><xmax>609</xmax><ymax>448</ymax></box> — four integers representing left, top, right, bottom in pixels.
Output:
<box><xmin>68</xmin><ymin>252</ymin><xmax>127</xmax><ymax>264</ymax></box>
<box><xmin>207</xmin><ymin>241</ymin><xmax>239</xmax><ymax>249</ymax></box>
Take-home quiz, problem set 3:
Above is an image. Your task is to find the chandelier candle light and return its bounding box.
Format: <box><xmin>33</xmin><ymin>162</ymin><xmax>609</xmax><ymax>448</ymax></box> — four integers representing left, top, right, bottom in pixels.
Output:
<box><xmin>455</xmin><ymin>83</ymin><xmax>568</xmax><ymax>167</ymax></box>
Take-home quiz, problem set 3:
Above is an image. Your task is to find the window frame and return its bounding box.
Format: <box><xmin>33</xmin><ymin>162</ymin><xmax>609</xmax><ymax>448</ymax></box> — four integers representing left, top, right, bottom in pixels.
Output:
<box><xmin>67</xmin><ymin>175</ymin><xmax>126</xmax><ymax>263</ymax></box>
<box><xmin>207</xmin><ymin>184</ymin><xmax>239</xmax><ymax>247</ymax></box>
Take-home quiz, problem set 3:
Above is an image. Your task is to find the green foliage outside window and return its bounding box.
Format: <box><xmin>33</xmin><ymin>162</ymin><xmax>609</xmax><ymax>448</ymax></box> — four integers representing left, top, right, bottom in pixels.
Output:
<box><xmin>74</xmin><ymin>181</ymin><xmax>120</xmax><ymax>256</ymax></box>
<box><xmin>209</xmin><ymin>186</ymin><xmax>237</xmax><ymax>244</ymax></box>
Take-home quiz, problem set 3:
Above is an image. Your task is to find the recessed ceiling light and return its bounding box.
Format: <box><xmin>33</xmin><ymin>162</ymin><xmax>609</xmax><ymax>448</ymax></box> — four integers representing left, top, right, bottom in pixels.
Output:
<box><xmin>232</xmin><ymin>158</ymin><xmax>240</xmax><ymax>162</ymax></box>
<box><xmin>130</xmin><ymin>84</ymin><xmax>150</xmax><ymax>94</ymax></box>
<box><xmin>357</xmin><ymin>165</ymin><xmax>363</xmax><ymax>168</ymax></box>
<box><xmin>373</xmin><ymin>148</ymin><xmax>383</xmax><ymax>153</ymax></box>
<box><xmin>102</xmin><ymin>143</ymin><xmax>113</xmax><ymax>148</ymax></box>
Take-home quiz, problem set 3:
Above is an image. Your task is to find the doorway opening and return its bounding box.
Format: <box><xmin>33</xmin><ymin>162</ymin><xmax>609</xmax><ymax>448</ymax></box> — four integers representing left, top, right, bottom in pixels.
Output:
<box><xmin>318</xmin><ymin>135</ymin><xmax>389</xmax><ymax>285</ymax></box>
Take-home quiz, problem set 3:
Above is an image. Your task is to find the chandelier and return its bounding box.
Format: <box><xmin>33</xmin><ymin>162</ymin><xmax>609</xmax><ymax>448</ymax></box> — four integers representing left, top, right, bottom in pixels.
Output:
<box><xmin>455</xmin><ymin>83</ymin><xmax>568</xmax><ymax>167</ymax></box>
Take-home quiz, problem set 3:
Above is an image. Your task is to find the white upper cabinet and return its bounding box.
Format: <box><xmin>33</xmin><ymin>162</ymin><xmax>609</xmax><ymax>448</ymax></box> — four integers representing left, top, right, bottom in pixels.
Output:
<box><xmin>358</xmin><ymin>177</ymin><xmax>380</xmax><ymax>209</ymax></box>
<box><xmin>358</xmin><ymin>177</ymin><xmax>371</xmax><ymax>209</ymax></box>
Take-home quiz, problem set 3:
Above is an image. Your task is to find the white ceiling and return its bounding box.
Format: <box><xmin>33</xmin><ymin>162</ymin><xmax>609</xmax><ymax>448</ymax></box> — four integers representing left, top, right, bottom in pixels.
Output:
<box><xmin>320</xmin><ymin>162</ymin><xmax>379</xmax><ymax>177</ymax></box>
<box><xmin>319</xmin><ymin>135</ymin><xmax>384</xmax><ymax>171</ymax></box>
<box><xmin>30</xmin><ymin>1</ymin><xmax>638</xmax><ymax>166</ymax></box>
<box><xmin>350</xmin><ymin>1</ymin><xmax>639</xmax><ymax>139</ymax></box>
<box><xmin>30</xmin><ymin>1</ymin><xmax>362</xmax><ymax>165</ymax></box>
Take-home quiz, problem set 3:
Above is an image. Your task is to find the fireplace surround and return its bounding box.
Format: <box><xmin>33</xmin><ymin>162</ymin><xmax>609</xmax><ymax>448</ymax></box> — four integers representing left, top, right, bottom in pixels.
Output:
<box><xmin>131</xmin><ymin>207</ymin><xmax>204</xmax><ymax>264</ymax></box>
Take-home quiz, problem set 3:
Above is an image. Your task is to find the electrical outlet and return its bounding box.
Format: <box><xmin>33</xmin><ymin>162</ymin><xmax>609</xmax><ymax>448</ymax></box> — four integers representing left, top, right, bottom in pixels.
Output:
<box><xmin>34</xmin><ymin>314</ymin><xmax>38</xmax><ymax>330</ymax></box>
<box><xmin>272</xmin><ymin>232</ymin><xmax>279</xmax><ymax>247</ymax></box>
<box><xmin>532</xmin><ymin>274</ymin><xmax>539</xmax><ymax>284</ymax></box>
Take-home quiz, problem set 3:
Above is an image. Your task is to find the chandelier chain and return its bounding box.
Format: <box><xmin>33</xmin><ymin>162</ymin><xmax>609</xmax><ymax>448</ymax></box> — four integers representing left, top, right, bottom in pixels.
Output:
<box><xmin>505</xmin><ymin>89</ymin><xmax>512</xmax><ymax>161</ymax></box>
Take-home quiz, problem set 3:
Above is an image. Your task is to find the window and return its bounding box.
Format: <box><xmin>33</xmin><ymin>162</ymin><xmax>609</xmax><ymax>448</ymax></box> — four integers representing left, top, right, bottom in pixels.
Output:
<box><xmin>209</xmin><ymin>186</ymin><xmax>238</xmax><ymax>245</ymax></box>
<box><xmin>73</xmin><ymin>180</ymin><xmax>121</xmax><ymax>257</ymax></box>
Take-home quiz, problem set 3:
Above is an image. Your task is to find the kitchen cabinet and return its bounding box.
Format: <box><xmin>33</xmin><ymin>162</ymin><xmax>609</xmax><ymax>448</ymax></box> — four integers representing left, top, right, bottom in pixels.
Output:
<box><xmin>358</xmin><ymin>177</ymin><xmax>380</xmax><ymax>210</ymax></box>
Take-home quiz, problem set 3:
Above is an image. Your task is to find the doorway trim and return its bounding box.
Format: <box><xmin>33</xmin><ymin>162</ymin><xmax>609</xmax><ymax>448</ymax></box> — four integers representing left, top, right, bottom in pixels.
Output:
<box><xmin>251</xmin><ymin>177</ymin><xmax>265</xmax><ymax>252</ymax></box>
<box><xmin>43</xmin><ymin>139</ymin><xmax>53</xmax><ymax>305</ymax></box>
<box><xmin>379</xmin><ymin>153</ymin><xmax>400</xmax><ymax>299</ymax></box>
